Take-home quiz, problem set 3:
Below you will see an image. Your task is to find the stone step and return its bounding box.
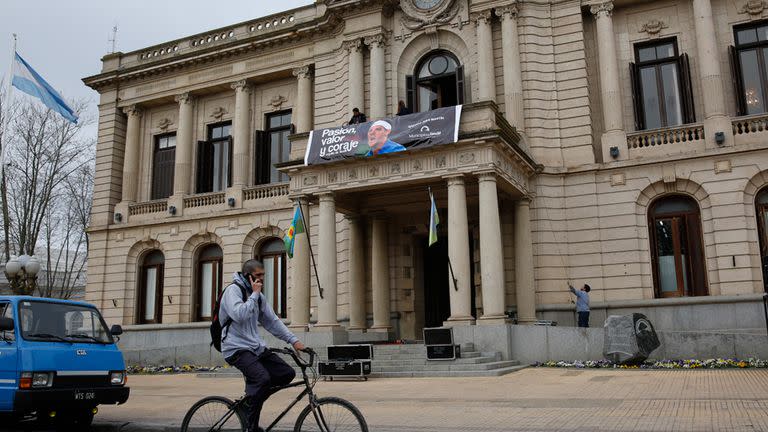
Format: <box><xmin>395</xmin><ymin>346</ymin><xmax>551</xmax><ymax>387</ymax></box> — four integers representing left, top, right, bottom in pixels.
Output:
<box><xmin>371</xmin><ymin>360</ymin><xmax>519</xmax><ymax>373</ymax></box>
<box><xmin>371</xmin><ymin>356</ymin><xmax>497</xmax><ymax>366</ymax></box>
<box><xmin>373</xmin><ymin>350</ymin><xmax>482</xmax><ymax>360</ymax></box>
<box><xmin>368</xmin><ymin>364</ymin><xmax>528</xmax><ymax>378</ymax></box>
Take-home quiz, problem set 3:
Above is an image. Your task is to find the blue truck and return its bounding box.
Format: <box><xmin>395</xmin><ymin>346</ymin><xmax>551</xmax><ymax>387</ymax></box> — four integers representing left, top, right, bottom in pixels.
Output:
<box><xmin>0</xmin><ymin>296</ymin><xmax>129</xmax><ymax>427</ymax></box>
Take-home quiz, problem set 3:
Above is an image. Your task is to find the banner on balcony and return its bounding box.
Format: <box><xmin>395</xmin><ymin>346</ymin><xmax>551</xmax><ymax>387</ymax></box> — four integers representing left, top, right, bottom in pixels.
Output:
<box><xmin>304</xmin><ymin>105</ymin><xmax>462</xmax><ymax>166</ymax></box>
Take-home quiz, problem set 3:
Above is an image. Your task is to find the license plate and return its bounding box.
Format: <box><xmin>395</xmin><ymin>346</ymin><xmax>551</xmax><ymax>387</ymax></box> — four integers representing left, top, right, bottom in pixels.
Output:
<box><xmin>74</xmin><ymin>390</ymin><xmax>96</xmax><ymax>401</ymax></box>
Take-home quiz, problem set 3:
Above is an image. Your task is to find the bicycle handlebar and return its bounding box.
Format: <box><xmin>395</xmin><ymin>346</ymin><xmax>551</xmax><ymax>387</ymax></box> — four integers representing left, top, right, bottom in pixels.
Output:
<box><xmin>269</xmin><ymin>347</ymin><xmax>316</xmax><ymax>369</ymax></box>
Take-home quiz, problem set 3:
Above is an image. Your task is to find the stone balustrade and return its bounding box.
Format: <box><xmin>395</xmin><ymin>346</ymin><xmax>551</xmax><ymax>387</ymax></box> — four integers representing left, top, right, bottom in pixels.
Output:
<box><xmin>626</xmin><ymin>124</ymin><xmax>706</xmax><ymax>160</ymax></box>
<box><xmin>128</xmin><ymin>200</ymin><xmax>167</xmax><ymax>216</ymax></box>
<box><xmin>732</xmin><ymin>113</ymin><xmax>768</xmax><ymax>135</ymax></box>
<box><xmin>243</xmin><ymin>183</ymin><xmax>290</xmax><ymax>201</ymax></box>
<box><xmin>183</xmin><ymin>192</ymin><xmax>225</xmax><ymax>208</ymax></box>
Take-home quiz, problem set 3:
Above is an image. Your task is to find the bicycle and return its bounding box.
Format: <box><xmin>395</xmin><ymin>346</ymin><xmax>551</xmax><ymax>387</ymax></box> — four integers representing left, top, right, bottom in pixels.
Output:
<box><xmin>181</xmin><ymin>347</ymin><xmax>368</xmax><ymax>432</ymax></box>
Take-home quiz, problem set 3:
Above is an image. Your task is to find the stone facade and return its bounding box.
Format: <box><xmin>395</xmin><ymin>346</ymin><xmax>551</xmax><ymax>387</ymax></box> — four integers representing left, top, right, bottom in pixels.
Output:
<box><xmin>83</xmin><ymin>0</ymin><xmax>768</xmax><ymax>338</ymax></box>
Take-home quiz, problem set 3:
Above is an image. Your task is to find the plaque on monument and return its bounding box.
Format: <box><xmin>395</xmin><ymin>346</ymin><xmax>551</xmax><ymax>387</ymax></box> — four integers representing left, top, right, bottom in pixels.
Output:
<box><xmin>603</xmin><ymin>313</ymin><xmax>660</xmax><ymax>364</ymax></box>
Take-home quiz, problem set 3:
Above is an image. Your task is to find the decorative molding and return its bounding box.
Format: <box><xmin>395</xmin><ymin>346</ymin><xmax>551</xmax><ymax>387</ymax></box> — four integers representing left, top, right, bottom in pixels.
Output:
<box><xmin>157</xmin><ymin>118</ymin><xmax>173</xmax><ymax>131</ymax></box>
<box><xmin>175</xmin><ymin>92</ymin><xmax>194</xmax><ymax>105</ymax></box>
<box><xmin>292</xmin><ymin>65</ymin><xmax>313</xmax><ymax>80</ymax></box>
<box><xmin>639</xmin><ymin>19</ymin><xmax>668</xmax><ymax>37</ymax></box>
<box><xmin>342</xmin><ymin>38</ymin><xmax>363</xmax><ymax>53</ymax></box>
<box><xmin>436</xmin><ymin>155</ymin><xmax>446</xmax><ymax>168</ymax></box>
<box><xmin>471</xmin><ymin>10</ymin><xmax>492</xmax><ymax>26</ymax></box>
<box><xmin>210</xmin><ymin>106</ymin><xmax>228</xmax><ymax>120</ymax></box>
<box><xmin>590</xmin><ymin>1</ymin><xmax>614</xmax><ymax>18</ymax></box>
<box><xmin>495</xmin><ymin>5</ymin><xmax>519</xmax><ymax>20</ymax></box>
<box><xmin>364</xmin><ymin>33</ymin><xmax>388</xmax><ymax>48</ymax></box>
<box><xmin>610</xmin><ymin>173</ymin><xmax>626</xmax><ymax>187</ymax></box>
<box><xmin>714</xmin><ymin>160</ymin><xmax>732</xmax><ymax>174</ymax></box>
<box><xmin>739</xmin><ymin>0</ymin><xmax>768</xmax><ymax>16</ymax></box>
<box><xmin>303</xmin><ymin>175</ymin><xmax>318</xmax><ymax>186</ymax></box>
<box><xmin>459</xmin><ymin>152</ymin><xmax>475</xmax><ymax>164</ymax></box>
<box><xmin>400</xmin><ymin>0</ymin><xmax>461</xmax><ymax>30</ymax></box>
<box><xmin>391</xmin><ymin>163</ymin><xmax>402</xmax><ymax>174</ymax></box>
<box><xmin>231</xmin><ymin>79</ymin><xmax>251</xmax><ymax>92</ymax></box>
<box><xmin>328</xmin><ymin>171</ymin><xmax>338</xmax><ymax>183</ymax></box>
<box><xmin>270</xmin><ymin>95</ymin><xmax>288</xmax><ymax>109</ymax></box>
<box><xmin>123</xmin><ymin>104</ymin><xmax>142</xmax><ymax>117</ymax></box>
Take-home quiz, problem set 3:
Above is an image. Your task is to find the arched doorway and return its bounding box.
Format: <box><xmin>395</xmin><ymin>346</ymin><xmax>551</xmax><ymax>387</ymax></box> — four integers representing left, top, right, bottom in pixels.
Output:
<box><xmin>756</xmin><ymin>187</ymin><xmax>768</xmax><ymax>292</ymax></box>
<box><xmin>648</xmin><ymin>195</ymin><xmax>708</xmax><ymax>297</ymax></box>
<box><xmin>407</xmin><ymin>51</ymin><xmax>464</xmax><ymax>113</ymax></box>
<box><xmin>256</xmin><ymin>238</ymin><xmax>287</xmax><ymax>318</ymax></box>
<box><xmin>194</xmin><ymin>244</ymin><xmax>223</xmax><ymax>321</ymax></box>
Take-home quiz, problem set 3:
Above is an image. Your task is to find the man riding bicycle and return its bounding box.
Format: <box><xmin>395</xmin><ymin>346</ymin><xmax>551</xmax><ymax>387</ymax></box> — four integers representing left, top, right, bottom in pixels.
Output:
<box><xmin>219</xmin><ymin>259</ymin><xmax>306</xmax><ymax>432</ymax></box>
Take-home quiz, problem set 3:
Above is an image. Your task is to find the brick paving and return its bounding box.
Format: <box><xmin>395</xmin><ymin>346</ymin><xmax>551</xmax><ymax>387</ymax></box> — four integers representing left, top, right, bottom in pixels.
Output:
<box><xmin>89</xmin><ymin>368</ymin><xmax>768</xmax><ymax>431</ymax></box>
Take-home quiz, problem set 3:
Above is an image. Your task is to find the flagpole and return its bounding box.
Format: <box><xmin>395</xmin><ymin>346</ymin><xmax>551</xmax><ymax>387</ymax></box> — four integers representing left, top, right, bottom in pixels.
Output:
<box><xmin>0</xmin><ymin>34</ymin><xmax>17</xmax><ymax>183</ymax></box>
<box><xmin>428</xmin><ymin>186</ymin><xmax>458</xmax><ymax>292</ymax></box>
<box><xmin>295</xmin><ymin>198</ymin><xmax>324</xmax><ymax>299</ymax></box>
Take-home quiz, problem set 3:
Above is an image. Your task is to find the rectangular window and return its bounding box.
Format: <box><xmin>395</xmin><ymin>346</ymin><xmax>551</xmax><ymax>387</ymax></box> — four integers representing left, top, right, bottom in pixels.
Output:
<box><xmin>731</xmin><ymin>21</ymin><xmax>768</xmax><ymax>115</ymax></box>
<box><xmin>630</xmin><ymin>39</ymin><xmax>695</xmax><ymax>130</ymax></box>
<box><xmin>0</xmin><ymin>303</ymin><xmax>14</xmax><ymax>342</ymax></box>
<box><xmin>196</xmin><ymin>122</ymin><xmax>232</xmax><ymax>193</ymax></box>
<box><xmin>255</xmin><ymin>111</ymin><xmax>292</xmax><ymax>185</ymax></box>
<box><xmin>151</xmin><ymin>133</ymin><xmax>176</xmax><ymax>200</ymax></box>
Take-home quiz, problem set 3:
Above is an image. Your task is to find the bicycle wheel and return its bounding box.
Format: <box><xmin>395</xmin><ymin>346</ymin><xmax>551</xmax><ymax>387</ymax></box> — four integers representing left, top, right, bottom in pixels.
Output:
<box><xmin>181</xmin><ymin>396</ymin><xmax>247</xmax><ymax>432</ymax></box>
<box><xmin>294</xmin><ymin>397</ymin><xmax>368</xmax><ymax>432</ymax></box>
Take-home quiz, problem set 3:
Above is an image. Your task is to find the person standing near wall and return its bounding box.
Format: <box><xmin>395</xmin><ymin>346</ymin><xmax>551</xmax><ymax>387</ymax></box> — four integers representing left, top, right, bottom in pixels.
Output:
<box><xmin>569</xmin><ymin>282</ymin><xmax>591</xmax><ymax>328</ymax></box>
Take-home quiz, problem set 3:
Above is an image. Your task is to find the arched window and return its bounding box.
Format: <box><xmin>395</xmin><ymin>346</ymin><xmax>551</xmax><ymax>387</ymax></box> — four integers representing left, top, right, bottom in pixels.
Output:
<box><xmin>195</xmin><ymin>244</ymin><xmax>223</xmax><ymax>321</ymax></box>
<box><xmin>406</xmin><ymin>51</ymin><xmax>464</xmax><ymax>113</ymax></box>
<box><xmin>138</xmin><ymin>250</ymin><xmax>164</xmax><ymax>324</ymax></box>
<box><xmin>256</xmin><ymin>238</ymin><xmax>287</xmax><ymax>318</ymax></box>
<box><xmin>649</xmin><ymin>195</ymin><xmax>708</xmax><ymax>297</ymax></box>
<box><xmin>756</xmin><ymin>188</ymin><xmax>768</xmax><ymax>292</ymax></box>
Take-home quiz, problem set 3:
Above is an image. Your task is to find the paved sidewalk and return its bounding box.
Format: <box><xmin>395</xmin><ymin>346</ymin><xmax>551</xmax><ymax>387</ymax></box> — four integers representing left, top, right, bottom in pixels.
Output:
<box><xmin>74</xmin><ymin>368</ymin><xmax>768</xmax><ymax>431</ymax></box>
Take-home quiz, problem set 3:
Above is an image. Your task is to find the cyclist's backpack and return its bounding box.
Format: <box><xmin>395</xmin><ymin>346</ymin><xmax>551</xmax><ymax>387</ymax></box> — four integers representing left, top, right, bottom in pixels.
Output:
<box><xmin>210</xmin><ymin>281</ymin><xmax>249</xmax><ymax>352</ymax></box>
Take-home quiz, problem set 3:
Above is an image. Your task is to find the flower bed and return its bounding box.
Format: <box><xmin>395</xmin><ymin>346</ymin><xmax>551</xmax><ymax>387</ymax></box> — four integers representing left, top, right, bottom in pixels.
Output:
<box><xmin>533</xmin><ymin>358</ymin><xmax>768</xmax><ymax>369</ymax></box>
<box><xmin>127</xmin><ymin>364</ymin><xmax>229</xmax><ymax>374</ymax></box>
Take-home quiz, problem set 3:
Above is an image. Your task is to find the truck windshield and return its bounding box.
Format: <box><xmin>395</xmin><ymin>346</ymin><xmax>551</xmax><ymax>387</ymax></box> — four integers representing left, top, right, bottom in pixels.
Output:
<box><xmin>18</xmin><ymin>300</ymin><xmax>113</xmax><ymax>344</ymax></box>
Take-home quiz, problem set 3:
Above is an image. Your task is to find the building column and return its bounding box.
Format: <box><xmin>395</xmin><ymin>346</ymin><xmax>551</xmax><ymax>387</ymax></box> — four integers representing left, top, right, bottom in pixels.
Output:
<box><xmin>692</xmin><ymin>0</ymin><xmax>733</xmax><ymax>147</ymax></box>
<box><xmin>474</xmin><ymin>10</ymin><xmax>496</xmax><ymax>102</ymax></box>
<box><xmin>514</xmin><ymin>198</ymin><xmax>537</xmax><ymax>324</ymax></box>
<box><xmin>315</xmin><ymin>193</ymin><xmax>340</xmax><ymax>329</ymax></box>
<box><xmin>289</xmin><ymin>197</ymin><xmax>311</xmax><ymax>331</ymax></box>
<box><xmin>293</xmin><ymin>66</ymin><xmax>314</xmax><ymax>133</ymax></box>
<box><xmin>497</xmin><ymin>6</ymin><xmax>525</xmax><ymax>132</ymax></box>
<box><xmin>445</xmin><ymin>175</ymin><xmax>474</xmax><ymax>325</ymax></box>
<box><xmin>591</xmin><ymin>1</ymin><xmax>628</xmax><ymax>162</ymax></box>
<box><xmin>231</xmin><ymin>80</ymin><xmax>251</xmax><ymax>189</ymax></box>
<box><xmin>347</xmin><ymin>215</ymin><xmax>367</xmax><ymax>331</ymax></box>
<box><xmin>371</xmin><ymin>216</ymin><xmax>392</xmax><ymax>332</ymax></box>
<box><xmin>477</xmin><ymin>173</ymin><xmax>508</xmax><ymax>324</ymax></box>
<box><xmin>173</xmin><ymin>93</ymin><xmax>194</xmax><ymax>197</ymax></box>
<box><xmin>345</xmin><ymin>39</ymin><xmax>365</xmax><ymax>115</ymax></box>
<box><xmin>366</xmin><ymin>34</ymin><xmax>387</xmax><ymax>120</ymax></box>
<box><xmin>121</xmin><ymin>105</ymin><xmax>142</xmax><ymax>204</ymax></box>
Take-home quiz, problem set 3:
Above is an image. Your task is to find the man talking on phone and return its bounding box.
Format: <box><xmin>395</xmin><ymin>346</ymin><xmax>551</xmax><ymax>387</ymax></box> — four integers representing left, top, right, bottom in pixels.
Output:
<box><xmin>219</xmin><ymin>259</ymin><xmax>306</xmax><ymax>432</ymax></box>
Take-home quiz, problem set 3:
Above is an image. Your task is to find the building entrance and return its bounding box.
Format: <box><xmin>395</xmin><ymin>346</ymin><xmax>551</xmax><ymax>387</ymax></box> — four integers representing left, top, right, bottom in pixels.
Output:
<box><xmin>422</xmin><ymin>236</ymin><xmax>450</xmax><ymax>329</ymax></box>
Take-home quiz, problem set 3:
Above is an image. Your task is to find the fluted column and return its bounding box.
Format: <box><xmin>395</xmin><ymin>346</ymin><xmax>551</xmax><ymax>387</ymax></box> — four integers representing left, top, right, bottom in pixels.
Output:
<box><xmin>231</xmin><ymin>80</ymin><xmax>251</xmax><ymax>188</ymax></box>
<box><xmin>315</xmin><ymin>193</ymin><xmax>340</xmax><ymax>329</ymax></box>
<box><xmin>173</xmin><ymin>93</ymin><xmax>194</xmax><ymax>196</ymax></box>
<box><xmin>345</xmin><ymin>39</ymin><xmax>365</xmax><ymax>115</ymax></box>
<box><xmin>477</xmin><ymin>173</ymin><xmax>507</xmax><ymax>324</ymax></box>
<box><xmin>121</xmin><ymin>105</ymin><xmax>142</xmax><ymax>203</ymax></box>
<box><xmin>514</xmin><ymin>198</ymin><xmax>537</xmax><ymax>324</ymax></box>
<box><xmin>474</xmin><ymin>10</ymin><xmax>496</xmax><ymax>102</ymax></box>
<box><xmin>289</xmin><ymin>197</ymin><xmax>311</xmax><ymax>331</ymax></box>
<box><xmin>366</xmin><ymin>34</ymin><xmax>387</xmax><ymax>120</ymax></box>
<box><xmin>293</xmin><ymin>66</ymin><xmax>314</xmax><ymax>133</ymax></box>
<box><xmin>497</xmin><ymin>6</ymin><xmax>525</xmax><ymax>132</ymax></box>
<box><xmin>371</xmin><ymin>216</ymin><xmax>392</xmax><ymax>332</ymax></box>
<box><xmin>692</xmin><ymin>0</ymin><xmax>733</xmax><ymax>147</ymax></box>
<box><xmin>445</xmin><ymin>175</ymin><xmax>474</xmax><ymax>324</ymax></box>
<box><xmin>347</xmin><ymin>215</ymin><xmax>367</xmax><ymax>331</ymax></box>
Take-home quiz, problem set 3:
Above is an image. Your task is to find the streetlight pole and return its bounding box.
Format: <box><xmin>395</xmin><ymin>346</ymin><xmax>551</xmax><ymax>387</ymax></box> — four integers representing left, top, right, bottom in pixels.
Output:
<box><xmin>4</xmin><ymin>254</ymin><xmax>41</xmax><ymax>295</ymax></box>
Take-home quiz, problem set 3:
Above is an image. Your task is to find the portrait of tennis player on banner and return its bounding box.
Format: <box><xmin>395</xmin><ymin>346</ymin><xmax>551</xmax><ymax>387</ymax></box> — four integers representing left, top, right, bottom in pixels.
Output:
<box><xmin>365</xmin><ymin>120</ymin><xmax>406</xmax><ymax>156</ymax></box>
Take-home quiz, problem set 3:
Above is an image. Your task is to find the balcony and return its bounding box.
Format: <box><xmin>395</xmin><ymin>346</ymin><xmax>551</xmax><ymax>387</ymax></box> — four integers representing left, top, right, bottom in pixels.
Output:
<box><xmin>626</xmin><ymin>123</ymin><xmax>706</xmax><ymax>159</ymax></box>
<box><xmin>128</xmin><ymin>200</ymin><xmax>167</xmax><ymax>216</ymax></box>
<box><xmin>732</xmin><ymin>113</ymin><xmax>768</xmax><ymax>147</ymax></box>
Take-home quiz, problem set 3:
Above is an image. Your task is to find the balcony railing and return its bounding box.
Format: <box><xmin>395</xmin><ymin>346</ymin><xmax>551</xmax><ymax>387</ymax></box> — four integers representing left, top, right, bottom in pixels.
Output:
<box><xmin>244</xmin><ymin>183</ymin><xmax>290</xmax><ymax>201</ymax></box>
<box><xmin>732</xmin><ymin>113</ymin><xmax>768</xmax><ymax>135</ymax></box>
<box><xmin>627</xmin><ymin>123</ymin><xmax>705</xmax><ymax>150</ymax></box>
<box><xmin>184</xmin><ymin>192</ymin><xmax>225</xmax><ymax>208</ymax></box>
<box><xmin>128</xmin><ymin>200</ymin><xmax>167</xmax><ymax>216</ymax></box>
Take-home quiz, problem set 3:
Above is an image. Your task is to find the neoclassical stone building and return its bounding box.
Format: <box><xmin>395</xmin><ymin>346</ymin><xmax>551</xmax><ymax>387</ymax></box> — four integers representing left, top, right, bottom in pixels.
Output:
<box><xmin>83</xmin><ymin>0</ymin><xmax>768</xmax><ymax>344</ymax></box>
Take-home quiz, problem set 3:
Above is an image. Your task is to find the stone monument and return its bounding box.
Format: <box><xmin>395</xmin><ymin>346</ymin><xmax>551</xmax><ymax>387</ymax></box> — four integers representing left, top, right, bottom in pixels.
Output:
<box><xmin>603</xmin><ymin>313</ymin><xmax>660</xmax><ymax>364</ymax></box>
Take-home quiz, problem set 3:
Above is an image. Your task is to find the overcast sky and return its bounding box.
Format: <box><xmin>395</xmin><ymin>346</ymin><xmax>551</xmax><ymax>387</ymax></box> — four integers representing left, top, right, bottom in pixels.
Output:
<box><xmin>1</xmin><ymin>0</ymin><xmax>312</xmax><ymax>135</ymax></box>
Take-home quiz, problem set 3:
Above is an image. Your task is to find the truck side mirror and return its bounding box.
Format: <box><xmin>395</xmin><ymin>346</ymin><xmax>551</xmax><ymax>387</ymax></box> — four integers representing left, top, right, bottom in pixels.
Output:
<box><xmin>0</xmin><ymin>317</ymin><xmax>14</xmax><ymax>332</ymax></box>
<box><xmin>110</xmin><ymin>324</ymin><xmax>123</xmax><ymax>336</ymax></box>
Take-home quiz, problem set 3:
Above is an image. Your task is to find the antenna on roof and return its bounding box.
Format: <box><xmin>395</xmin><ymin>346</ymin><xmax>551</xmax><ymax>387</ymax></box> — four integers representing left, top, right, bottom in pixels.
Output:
<box><xmin>108</xmin><ymin>25</ymin><xmax>118</xmax><ymax>53</ymax></box>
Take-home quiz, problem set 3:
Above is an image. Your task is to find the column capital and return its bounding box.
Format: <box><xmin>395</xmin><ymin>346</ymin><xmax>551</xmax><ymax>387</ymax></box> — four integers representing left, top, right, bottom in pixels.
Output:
<box><xmin>231</xmin><ymin>79</ymin><xmax>251</xmax><ymax>92</ymax></box>
<box><xmin>443</xmin><ymin>173</ymin><xmax>466</xmax><ymax>186</ymax></box>
<box><xmin>472</xmin><ymin>9</ymin><xmax>493</xmax><ymax>26</ymax></box>
<box><xmin>318</xmin><ymin>192</ymin><xmax>335</xmax><ymax>202</ymax></box>
<box><xmin>342</xmin><ymin>38</ymin><xmax>364</xmax><ymax>53</ymax></box>
<box><xmin>292</xmin><ymin>65</ymin><xmax>314</xmax><ymax>80</ymax></box>
<box><xmin>175</xmin><ymin>92</ymin><xmax>195</xmax><ymax>105</ymax></box>
<box><xmin>475</xmin><ymin>171</ymin><xmax>498</xmax><ymax>183</ymax></box>
<box><xmin>517</xmin><ymin>197</ymin><xmax>532</xmax><ymax>206</ymax></box>
<box><xmin>364</xmin><ymin>33</ymin><xmax>387</xmax><ymax>48</ymax></box>
<box><xmin>495</xmin><ymin>5</ymin><xmax>519</xmax><ymax>20</ymax></box>
<box><xmin>122</xmin><ymin>104</ymin><xmax>142</xmax><ymax>117</ymax></box>
<box><xmin>590</xmin><ymin>1</ymin><xmax>614</xmax><ymax>18</ymax></box>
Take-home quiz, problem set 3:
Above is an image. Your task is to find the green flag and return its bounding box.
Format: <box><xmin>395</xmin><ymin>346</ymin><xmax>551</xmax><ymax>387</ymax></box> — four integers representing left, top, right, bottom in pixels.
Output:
<box><xmin>283</xmin><ymin>205</ymin><xmax>305</xmax><ymax>258</ymax></box>
<box><xmin>429</xmin><ymin>190</ymin><xmax>439</xmax><ymax>247</ymax></box>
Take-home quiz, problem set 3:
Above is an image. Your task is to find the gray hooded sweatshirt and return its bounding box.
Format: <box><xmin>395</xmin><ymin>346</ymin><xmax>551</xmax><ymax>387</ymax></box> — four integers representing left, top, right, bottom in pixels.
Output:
<box><xmin>219</xmin><ymin>272</ymin><xmax>298</xmax><ymax>360</ymax></box>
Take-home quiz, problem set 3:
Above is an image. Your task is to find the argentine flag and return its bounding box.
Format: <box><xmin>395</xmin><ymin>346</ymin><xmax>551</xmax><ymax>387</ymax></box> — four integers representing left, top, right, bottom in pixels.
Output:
<box><xmin>11</xmin><ymin>52</ymin><xmax>78</xmax><ymax>124</ymax></box>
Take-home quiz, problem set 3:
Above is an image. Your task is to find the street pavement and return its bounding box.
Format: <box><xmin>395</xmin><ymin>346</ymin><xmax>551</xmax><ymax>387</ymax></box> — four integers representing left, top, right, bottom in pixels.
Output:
<box><xmin>5</xmin><ymin>367</ymin><xmax>768</xmax><ymax>431</ymax></box>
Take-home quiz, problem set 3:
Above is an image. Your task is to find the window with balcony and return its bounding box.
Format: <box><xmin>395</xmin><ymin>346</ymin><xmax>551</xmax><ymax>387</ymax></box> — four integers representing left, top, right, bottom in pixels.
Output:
<box><xmin>195</xmin><ymin>244</ymin><xmax>223</xmax><ymax>321</ymax></box>
<box><xmin>138</xmin><ymin>250</ymin><xmax>164</xmax><ymax>324</ymax></box>
<box><xmin>256</xmin><ymin>238</ymin><xmax>287</xmax><ymax>318</ymax></box>
<box><xmin>406</xmin><ymin>51</ymin><xmax>465</xmax><ymax>113</ymax></box>
<box><xmin>255</xmin><ymin>111</ymin><xmax>292</xmax><ymax>185</ymax></box>
<box><xmin>196</xmin><ymin>122</ymin><xmax>232</xmax><ymax>193</ymax></box>
<box><xmin>730</xmin><ymin>21</ymin><xmax>768</xmax><ymax>115</ymax></box>
<box><xmin>151</xmin><ymin>133</ymin><xmax>176</xmax><ymax>200</ymax></box>
<box><xmin>630</xmin><ymin>39</ymin><xmax>695</xmax><ymax>130</ymax></box>
<box><xmin>756</xmin><ymin>188</ymin><xmax>768</xmax><ymax>293</ymax></box>
<box><xmin>649</xmin><ymin>195</ymin><xmax>708</xmax><ymax>298</ymax></box>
